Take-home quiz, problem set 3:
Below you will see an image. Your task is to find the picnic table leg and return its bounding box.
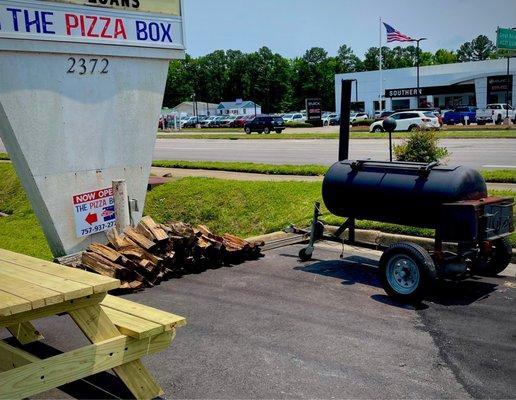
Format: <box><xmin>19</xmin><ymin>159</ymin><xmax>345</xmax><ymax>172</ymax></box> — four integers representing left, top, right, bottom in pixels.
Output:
<box><xmin>7</xmin><ymin>322</ymin><xmax>44</xmax><ymax>345</ymax></box>
<box><xmin>69</xmin><ymin>305</ymin><xmax>164</xmax><ymax>400</ymax></box>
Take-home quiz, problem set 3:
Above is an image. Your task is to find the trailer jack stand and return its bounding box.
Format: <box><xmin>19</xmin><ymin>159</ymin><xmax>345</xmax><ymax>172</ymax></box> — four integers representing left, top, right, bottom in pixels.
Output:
<box><xmin>289</xmin><ymin>202</ymin><xmax>356</xmax><ymax>261</ymax></box>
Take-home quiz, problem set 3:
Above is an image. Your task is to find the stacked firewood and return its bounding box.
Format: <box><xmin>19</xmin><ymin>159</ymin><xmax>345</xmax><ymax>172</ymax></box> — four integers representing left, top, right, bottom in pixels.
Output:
<box><xmin>77</xmin><ymin>216</ymin><xmax>264</xmax><ymax>291</ymax></box>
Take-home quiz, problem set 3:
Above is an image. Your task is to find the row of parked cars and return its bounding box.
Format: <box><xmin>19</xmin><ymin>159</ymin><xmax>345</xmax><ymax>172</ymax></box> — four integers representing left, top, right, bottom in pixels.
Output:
<box><xmin>373</xmin><ymin>103</ymin><xmax>515</xmax><ymax>129</ymax></box>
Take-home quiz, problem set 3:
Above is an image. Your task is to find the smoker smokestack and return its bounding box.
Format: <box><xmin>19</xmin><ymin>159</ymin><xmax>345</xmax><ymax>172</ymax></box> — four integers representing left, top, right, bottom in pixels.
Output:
<box><xmin>339</xmin><ymin>79</ymin><xmax>352</xmax><ymax>161</ymax></box>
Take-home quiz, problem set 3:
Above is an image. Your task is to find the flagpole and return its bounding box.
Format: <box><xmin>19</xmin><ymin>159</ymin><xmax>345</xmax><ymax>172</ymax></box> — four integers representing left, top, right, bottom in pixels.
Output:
<box><xmin>379</xmin><ymin>17</ymin><xmax>383</xmax><ymax>113</ymax></box>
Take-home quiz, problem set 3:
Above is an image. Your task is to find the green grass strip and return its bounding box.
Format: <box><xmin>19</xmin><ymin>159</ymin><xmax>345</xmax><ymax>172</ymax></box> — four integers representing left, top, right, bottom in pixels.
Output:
<box><xmin>158</xmin><ymin>130</ymin><xmax>516</xmax><ymax>140</ymax></box>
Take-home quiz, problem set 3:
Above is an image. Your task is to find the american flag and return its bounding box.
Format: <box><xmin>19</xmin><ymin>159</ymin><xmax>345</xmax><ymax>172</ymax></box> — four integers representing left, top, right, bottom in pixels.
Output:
<box><xmin>383</xmin><ymin>23</ymin><xmax>414</xmax><ymax>43</ymax></box>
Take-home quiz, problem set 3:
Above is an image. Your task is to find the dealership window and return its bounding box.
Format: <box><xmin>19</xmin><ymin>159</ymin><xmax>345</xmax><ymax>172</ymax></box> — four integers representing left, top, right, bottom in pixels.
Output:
<box><xmin>351</xmin><ymin>102</ymin><xmax>365</xmax><ymax>112</ymax></box>
<box><xmin>373</xmin><ymin>100</ymin><xmax>386</xmax><ymax>111</ymax></box>
<box><xmin>392</xmin><ymin>99</ymin><xmax>410</xmax><ymax>110</ymax></box>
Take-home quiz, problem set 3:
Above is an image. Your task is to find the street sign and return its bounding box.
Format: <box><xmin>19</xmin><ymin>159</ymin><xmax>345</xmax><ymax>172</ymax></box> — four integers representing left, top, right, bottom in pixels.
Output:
<box><xmin>0</xmin><ymin>0</ymin><xmax>185</xmax><ymax>257</ymax></box>
<box><xmin>497</xmin><ymin>28</ymin><xmax>516</xmax><ymax>51</ymax></box>
<box><xmin>73</xmin><ymin>188</ymin><xmax>116</xmax><ymax>238</ymax></box>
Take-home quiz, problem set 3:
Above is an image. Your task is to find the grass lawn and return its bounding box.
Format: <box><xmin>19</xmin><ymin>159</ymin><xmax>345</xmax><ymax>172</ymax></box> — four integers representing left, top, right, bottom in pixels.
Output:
<box><xmin>152</xmin><ymin>159</ymin><xmax>516</xmax><ymax>183</ymax></box>
<box><xmin>1</xmin><ymin>162</ymin><xmax>514</xmax><ymax>260</ymax></box>
<box><xmin>158</xmin><ymin>130</ymin><xmax>516</xmax><ymax>140</ymax></box>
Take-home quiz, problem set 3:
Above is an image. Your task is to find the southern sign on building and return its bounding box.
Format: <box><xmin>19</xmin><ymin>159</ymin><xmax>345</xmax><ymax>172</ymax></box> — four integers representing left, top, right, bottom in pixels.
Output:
<box><xmin>385</xmin><ymin>84</ymin><xmax>476</xmax><ymax>98</ymax></box>
<box><xmin>0</xmin><ymin>0</ymin><xmax>185</xmax><ymax>256</ymax></box>
<box><xmin>0</xmin><ymin>0</ymin><xmax>185</xmax><ymax>49</ymax></box>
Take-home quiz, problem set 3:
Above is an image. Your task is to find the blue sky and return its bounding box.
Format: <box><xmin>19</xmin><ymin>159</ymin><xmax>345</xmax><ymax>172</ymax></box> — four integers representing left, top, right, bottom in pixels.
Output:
<box><xmin>183</xmin><ymin>0</ymin><xmax>516</xmax><ymax>58</ymax></box>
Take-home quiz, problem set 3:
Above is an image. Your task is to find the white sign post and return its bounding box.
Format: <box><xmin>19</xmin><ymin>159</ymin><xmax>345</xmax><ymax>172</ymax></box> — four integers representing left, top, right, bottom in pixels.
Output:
<box><xmin>0</xmin><ymin>0</ymin><xmax>185</xmax><ymax>257</ymax></box>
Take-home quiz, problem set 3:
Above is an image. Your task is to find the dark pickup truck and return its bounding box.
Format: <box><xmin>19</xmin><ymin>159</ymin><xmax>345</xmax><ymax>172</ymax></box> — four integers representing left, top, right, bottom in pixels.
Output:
<box><xmin>442</xmin><ymin>106</ymin><xmax>477</xmax><ymax>125</ymax></box>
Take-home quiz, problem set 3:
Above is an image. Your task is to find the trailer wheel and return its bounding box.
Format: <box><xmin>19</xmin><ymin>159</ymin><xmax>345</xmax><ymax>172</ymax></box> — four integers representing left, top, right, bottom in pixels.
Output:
<box><xmin>379</xmin><ymin>242</ymin><xmax>436</xmax><ymax>303</ymax></box>
<box><xmin>472</xmin><ymin>238</ymin><xmax>512</xmax><ymax>276</ymax></box>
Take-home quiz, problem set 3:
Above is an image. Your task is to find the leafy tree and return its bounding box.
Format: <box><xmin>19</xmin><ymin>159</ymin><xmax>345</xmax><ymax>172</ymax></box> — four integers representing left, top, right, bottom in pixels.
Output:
<box><xmin>433</xmin><ymin>49</ymin><xmax>458</xmax><ymax>64</ymax></box>
<box><xmin>336</xmin><ymin>45</ymin><xmax>363</xmax><ymax>72</ymax></box>
<box><xmin>457</xmin><ymin>35</ymin><xmax>496</xmax><ymax>61</ymax></box>
<box><xmin>163</xmin><ymin>55</ymin><xmax>195</xmax><ymax>107</ymax></box>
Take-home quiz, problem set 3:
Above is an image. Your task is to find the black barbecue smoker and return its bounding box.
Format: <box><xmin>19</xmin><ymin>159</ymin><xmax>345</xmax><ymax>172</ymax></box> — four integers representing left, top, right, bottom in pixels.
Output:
<box><xmin>295</xmin><ymin>80</ymin><xmax>514</xmax><ymax>303</ymax></box>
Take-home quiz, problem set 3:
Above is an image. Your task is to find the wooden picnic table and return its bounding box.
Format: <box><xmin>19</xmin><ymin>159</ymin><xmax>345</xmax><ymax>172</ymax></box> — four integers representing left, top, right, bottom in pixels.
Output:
<box><xmin>0</xmin><ymin>248</ymin><xmax>186</xmax><ymax>399</ymax></box>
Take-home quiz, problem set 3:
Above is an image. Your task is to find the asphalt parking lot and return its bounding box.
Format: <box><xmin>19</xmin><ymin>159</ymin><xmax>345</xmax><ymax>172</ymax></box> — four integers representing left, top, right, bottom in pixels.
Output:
<box><xmin>17</xmin><ymin>243</ymin><xmax>516</xmax><ymax>399</ymax></box>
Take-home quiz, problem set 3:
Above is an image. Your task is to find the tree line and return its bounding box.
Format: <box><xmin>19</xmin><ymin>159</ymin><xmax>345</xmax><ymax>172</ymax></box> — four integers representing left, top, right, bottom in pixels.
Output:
<box><xmin>164</xmin><ymin>34</ymin><xmax>506</xmax><ymax>113</ymax></box>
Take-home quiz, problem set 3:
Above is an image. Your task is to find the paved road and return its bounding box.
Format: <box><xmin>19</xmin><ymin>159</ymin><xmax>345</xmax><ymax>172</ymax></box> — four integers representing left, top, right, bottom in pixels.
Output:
<box><xmin>1</xmin><ymin>138</ymin><xmax>515</xmax><ymax>169</ymax></box>
<box><xmin>19</xmin><ymin>243</ymin><xmax>515</xmax><ymax>399</ymax></box>
<box><xmin>153</xmin><ymin>138</ymin><xmax>516</xmax><ymax>169</ymax></box>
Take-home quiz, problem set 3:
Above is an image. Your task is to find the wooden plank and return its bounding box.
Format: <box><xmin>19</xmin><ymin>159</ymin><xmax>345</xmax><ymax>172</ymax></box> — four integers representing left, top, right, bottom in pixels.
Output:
<box><xmin>0</xmin><ymin>290</ymin><xmax>31</xmax><ymax>317</ymax></box>
<box><xmin>0</xmin><ymin>293</ymin><xmax>106</xmax><ymax>328</ymax></box>
<box><xmin>0</xmin><ymin>273</ymin><xmax>63</xmax><ymax>309</ymax></box>
<box><xmin>6</xmin><ymin>322</ymin><xmax>44</xmax><ymax>345</ymax></box>
<box><xmin>0</xmin><ymin>249</ymin><xmax>119</xmax><ymax>293</ymax></box>
<box><xmin>70</xmin><ymin>305</ymin><xmax>166</xmax><ymax>399</ymax></box>
<box><xmin>102</xmin><ymin>295</ymin><xmax>186</xmax><ymax>330</ymax></box>
<box><xmin>0</xmin><ymin>260</ymin><xmax>93</xmax><ymax>301</ymax></box>
<box><xmin>0</xmin><ymin>332</ymin><xmax>172</xmax><ymax>399</ymax></box>
<box><xmin>0</xmin><ymin>339</ymin><xmax>38</xmax><ymax>373</ymax></box>
<box><xmin>102</xmin><ymin>307</ymin><xmax>164</xmax><ymax>339</ymax></box>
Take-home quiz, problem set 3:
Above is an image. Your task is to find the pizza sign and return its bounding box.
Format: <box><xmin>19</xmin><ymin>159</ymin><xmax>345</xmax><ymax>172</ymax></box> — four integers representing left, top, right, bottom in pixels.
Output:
<box><xmin>0</xmin><ymin>0</ymin><xmax>184</xmax><ymax>49</ymax></box>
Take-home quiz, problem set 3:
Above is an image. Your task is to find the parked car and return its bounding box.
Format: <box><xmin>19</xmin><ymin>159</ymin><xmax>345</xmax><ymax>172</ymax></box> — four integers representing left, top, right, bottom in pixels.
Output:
<box><xmin>476</xmin><ymin>103</ymin><xmax>516</xmax><ymax>125</ymax></box>
<box><xmin>220</xmin><ymin>115</ymin><xmax>237</xmax><ymax>128</ymax></box>
<box><xmin>244</xmin><ymin>115</ymin><xmax>285</xmax><ymax>134</ymax></box>
<box><xmin>323</xmin><ymin>113</ymin><xmax>340</xmax><ymax>126</ymax></box>
<box><xmin>350</xmin><ymin>112</ymin><xmax>369</xmax><ymax>124</ymax></box>
<box><xmin>201</xmin><ymin>116</ymin><xmax>218</xmax><ymax>128</ymax></box>
<box><xmin>233</xmin><ymin>115</ymin><xmax>255</xmax><ymax>127</ymax></box>
<box><xmin>374</xmin><ymin>111</ymin><xmax>394</xmax><ymax>121</ymax></box>
<box><xmin>442</xmin><ymin>106</ymin><xmax>477</xmax><ymax>125</ymax></box>
<box><xmin>369</xmin><ymin>110</ymin><xmax>440</xmax><ymax>132</ymax></box>
<box><xmin>282</xmin><ymin>113</ymin><xmax>306</xmax><ymax>123</ymax></box>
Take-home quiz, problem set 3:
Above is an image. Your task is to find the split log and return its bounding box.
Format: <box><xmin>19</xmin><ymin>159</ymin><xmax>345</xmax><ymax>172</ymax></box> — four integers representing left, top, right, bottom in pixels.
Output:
<box><xmin>140</xmin><ymin>216</ymin><xmax>169</xmax><ymax>242</ymax></box>
<box><xmin>88</xmin><ymin>243</ymin><xmax>122</xmax><ymax>263</ymax></box>
<box><xmin>124</xmin><ymin>227</ymin><xmax>156</xmax><ymax>250</ymax></box>
<box><xmin>81</xmin><ymin>252</ymin><xmax>131</xmax><ymax>280</ymax></box>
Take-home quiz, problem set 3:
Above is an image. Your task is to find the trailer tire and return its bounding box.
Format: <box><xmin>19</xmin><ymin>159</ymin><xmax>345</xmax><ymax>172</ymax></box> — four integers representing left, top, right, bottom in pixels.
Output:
<box><xmin>379</xmin><ymin>242</ymin><xmax>436</xmax><ymax>303</ymax></box>
<box><xmin>472</xmin><ymin>237</ymin><xmax>512</xmax><ymax>277</ymax></box>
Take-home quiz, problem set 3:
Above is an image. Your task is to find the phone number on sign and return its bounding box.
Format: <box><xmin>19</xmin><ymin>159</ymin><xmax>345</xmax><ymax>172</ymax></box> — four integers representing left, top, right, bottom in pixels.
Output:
<box><xmin>81</xmin><ymin>221</ymin><xmax>115</xmax><ymax>236</ymax></box>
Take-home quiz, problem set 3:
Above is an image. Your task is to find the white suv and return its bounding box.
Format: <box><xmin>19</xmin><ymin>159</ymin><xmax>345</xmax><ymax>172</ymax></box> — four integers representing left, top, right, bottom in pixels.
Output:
<box><xmin>369</xmin><ymin>110</ymin><xmax>440</xmax><ymax>132</ymax></box>
<box><xmin>282</xmin><ymin>113</ymin><xmax>306</xmax><ymax>123</ymax></box>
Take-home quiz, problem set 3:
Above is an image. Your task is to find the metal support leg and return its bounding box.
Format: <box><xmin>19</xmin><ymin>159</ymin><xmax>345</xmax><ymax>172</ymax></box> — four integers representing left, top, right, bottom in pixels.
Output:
<box><xmin>299</xmin><ymin>202</ymin><xmax>322</xmax><ymax>261</ymax></box>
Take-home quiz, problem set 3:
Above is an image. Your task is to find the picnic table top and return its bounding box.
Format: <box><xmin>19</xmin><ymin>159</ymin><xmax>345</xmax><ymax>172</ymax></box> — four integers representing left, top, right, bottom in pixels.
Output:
<box><xmin>0</xmin><ymin>248</ymin><xmax>120</xmax><ymax>317</ymax></box>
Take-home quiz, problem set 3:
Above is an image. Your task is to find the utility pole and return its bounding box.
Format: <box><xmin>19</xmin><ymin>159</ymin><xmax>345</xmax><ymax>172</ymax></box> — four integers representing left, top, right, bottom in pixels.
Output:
<box><xmin>413</xmin><ymin>37</ymin><xmax>427</xmax><ymax>107</ymax></box>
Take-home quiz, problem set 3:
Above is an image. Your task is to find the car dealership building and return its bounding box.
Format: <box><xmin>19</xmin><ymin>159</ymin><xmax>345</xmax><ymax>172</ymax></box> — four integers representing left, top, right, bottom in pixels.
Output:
<box><xmin>335</xmin><ymin>58</ymin><xmax>516</xmax><ymax>116</ymax></box>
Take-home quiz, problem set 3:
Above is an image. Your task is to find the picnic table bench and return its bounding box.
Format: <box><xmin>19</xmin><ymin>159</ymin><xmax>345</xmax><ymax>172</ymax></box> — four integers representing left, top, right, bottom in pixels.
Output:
<box><xmin>0</xmin><ymin>248</ymin><xmax>186</xmax><ymax>400</ymax></box>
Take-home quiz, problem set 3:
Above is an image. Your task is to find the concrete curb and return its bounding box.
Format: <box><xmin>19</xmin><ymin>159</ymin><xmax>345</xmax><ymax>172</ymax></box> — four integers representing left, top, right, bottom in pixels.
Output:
<box><xmin>248</xmin><ymin>228</ymin><xmax>516</xmax><ymax>264</ymax></box>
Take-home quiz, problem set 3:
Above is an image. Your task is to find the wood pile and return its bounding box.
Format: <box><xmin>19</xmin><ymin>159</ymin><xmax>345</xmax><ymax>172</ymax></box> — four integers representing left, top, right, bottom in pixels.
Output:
<box><xmin>76</xmin><ymin>216</ymin><xmax>264</xmax><ymax>291</ymax></box>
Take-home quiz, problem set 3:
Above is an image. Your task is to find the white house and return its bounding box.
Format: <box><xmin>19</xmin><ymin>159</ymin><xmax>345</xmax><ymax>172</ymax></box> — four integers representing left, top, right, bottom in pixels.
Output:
<box><xmin>217</xmin><ymin>100</ymin><xmax>261</xmax><ymax>116</ymax></box>
<box><xmin>335</xmin><ymin>59</ymin><xmax>516</xmax><ymax>116</ymax></box>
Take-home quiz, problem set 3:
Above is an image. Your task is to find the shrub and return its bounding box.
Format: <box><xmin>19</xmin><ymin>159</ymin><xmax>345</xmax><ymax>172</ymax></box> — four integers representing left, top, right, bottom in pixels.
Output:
<box><xmin>285</xmin><ymin>122</ymin><xmax>313</xmax><ymax>128</ymax></box>
<box><xmin>394</xmin><ymin>129</ymin><xmax>449</xmax><ymax>163</ymax></box>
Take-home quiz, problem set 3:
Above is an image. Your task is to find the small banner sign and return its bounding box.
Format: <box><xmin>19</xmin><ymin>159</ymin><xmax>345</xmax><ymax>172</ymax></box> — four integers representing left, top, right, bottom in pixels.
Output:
<box><xmin>497</xmin><ymin>28</ymin><xmax>516</xmax><ymax>51</ymax></box>
<box><xmin>39</xmin><ymin>0</ymin><xmax>181</xmax><ymax>16</ymax></box>
<box><xmin>73</xmin><ymin>188</ymin><xmax>116</xmax><ymax>238</ymax></box>
<box><xmin>0</xmin><ymin>0</ymin><xmax>184</xmax><ymax>49</ymax></box>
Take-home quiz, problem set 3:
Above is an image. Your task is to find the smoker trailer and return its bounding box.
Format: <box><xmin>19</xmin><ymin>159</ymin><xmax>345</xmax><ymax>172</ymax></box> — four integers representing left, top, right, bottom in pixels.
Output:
<box><xmin>295</xmin><ymin>80</ymin><xmax>514</xmax><ymax>303</ymax></box>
